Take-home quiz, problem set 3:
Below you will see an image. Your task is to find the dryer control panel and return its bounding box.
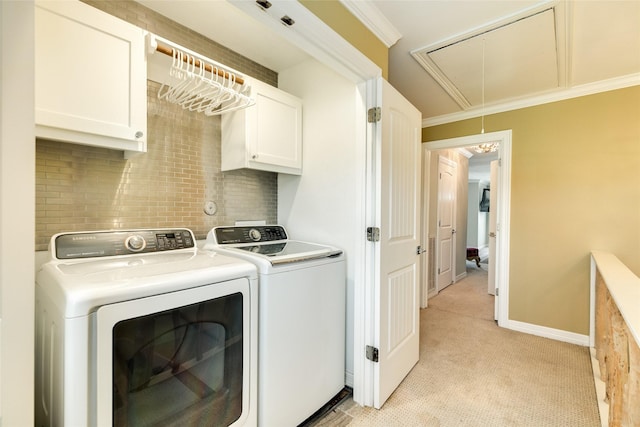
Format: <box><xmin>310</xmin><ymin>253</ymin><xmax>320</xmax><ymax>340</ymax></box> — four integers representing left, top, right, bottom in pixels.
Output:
<box><xmin>53</xmin><ymin>229</ymin><xmax>195</xmax><ymax>259</ymax></box>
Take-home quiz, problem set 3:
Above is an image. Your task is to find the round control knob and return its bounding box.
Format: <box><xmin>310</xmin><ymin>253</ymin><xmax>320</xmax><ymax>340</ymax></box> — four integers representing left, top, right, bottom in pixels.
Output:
<box><xmin>125</xmin><ymin>235</ymin><xmax>146</xmax><ymax>252</ymax></box>
<box><xmin>248</xmin><ymin>228</ymin><xmax>262</xmax><ymax>242</ymax></box>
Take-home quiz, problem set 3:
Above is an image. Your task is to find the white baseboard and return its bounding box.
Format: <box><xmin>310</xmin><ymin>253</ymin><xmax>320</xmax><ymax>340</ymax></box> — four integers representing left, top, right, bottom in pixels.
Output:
<box><xmin>455</xmin><ymin>271</ymin><xmax>467</xmax><ymax>282</ymax></box>
<box><xmin>590</xmin><ymin>347</ymin><xmax>608</xmax><ymax>427</ymax></box>
<box><xmin>345</xmin><ymin>370</ymin><xmax>354</xmax><ymax>388</ymax></box>
<box><xmin>505</xmin><ymin>319</ymin><xmax>590</xmax><ymax>346</ymax></box>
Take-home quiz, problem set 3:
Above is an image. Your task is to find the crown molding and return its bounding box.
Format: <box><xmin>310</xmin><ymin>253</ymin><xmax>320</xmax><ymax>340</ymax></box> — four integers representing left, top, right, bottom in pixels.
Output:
<box><xmin>422</xmin><ymin>73</ymin><xmax>640</xmax><ymax>128</ymax></box>
<box><xmin>339</xmin><ymin>0</ymin><xmax>402</xmax><ymax>48</ymax></box>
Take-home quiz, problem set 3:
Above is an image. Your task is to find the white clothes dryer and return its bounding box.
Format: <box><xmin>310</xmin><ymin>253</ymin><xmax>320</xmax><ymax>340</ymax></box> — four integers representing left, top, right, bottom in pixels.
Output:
<box><xmin>204</xmin><ymin>225</ymin><xmax>346</xmax><ymax>427</ymax></box>
<box><xmin>35</xmin><ymin>228</ymin><xmax>258</xmax><ymax>427</ymax></box>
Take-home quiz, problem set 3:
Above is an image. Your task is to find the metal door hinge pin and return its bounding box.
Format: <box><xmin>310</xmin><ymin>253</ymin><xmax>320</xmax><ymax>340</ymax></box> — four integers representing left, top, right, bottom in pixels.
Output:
<box><xmin>368</xmin><ymin>107</ymin><xmax>381</xmax><ymax>123</ymax></box>
<box><xmin>367</xmin><ymin>227</ymin><xmax>380</xmax><ymax>242</ymax></box>
<box><xmin>366</xmin><ymin>345</ymin><xmax>379</xmax><ymax>363</ymax></box>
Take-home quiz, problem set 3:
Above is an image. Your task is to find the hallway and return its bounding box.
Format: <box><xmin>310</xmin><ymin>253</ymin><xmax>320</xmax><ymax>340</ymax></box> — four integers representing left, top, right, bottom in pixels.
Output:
<box><xmin>312</xmin><ymin>264</ymin><xmax>601</xmax><ymax>426</ymax></box>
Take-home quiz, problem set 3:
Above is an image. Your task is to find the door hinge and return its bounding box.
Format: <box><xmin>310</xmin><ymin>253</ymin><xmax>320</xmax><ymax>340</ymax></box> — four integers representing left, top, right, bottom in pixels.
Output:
<box><xmin>367</xmin><ymin>107</ymin><xmax>381</xmax><ymax>123</ymax></box>
<box><xmin>366</xmin><ymin>227</ymin><xmax>380</xmax><ymax>242</ymax></box>
<box><xmin>496</xmin><ymin>288</ymin><xmax>499</xmax><ymax>296</ymax></box>
<box><xmin>366</xmin><ymin>345</ymin><xmax>379</xmax><ymax>363</ymax></box>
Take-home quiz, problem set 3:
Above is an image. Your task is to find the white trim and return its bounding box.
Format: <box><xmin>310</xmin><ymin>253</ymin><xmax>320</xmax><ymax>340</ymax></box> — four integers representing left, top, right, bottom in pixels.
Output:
<box><xmin>590</xmin><ymin>255</ymin><xmax>597</xmax><ymax>347</ymax></box>
<box><xmin>2</xmin><ymin>1</ymin><xmax>36</xmax><ymax>424</ymax></box>
<box><xmin>423</xmin><ymin>73</ymin><xmax>640</xmax><ymax>127</ymax></box>
<box><xmin>420</xmin><ymin>146</ymin><xmax>431</xmax><ymax>308</ymax></box>
<box><xmin>590</xmin><ymin>251</ymin><xmax>640</xmax><ymax>348</ymax></box>
<box><xmin>345</xmin><ymin>370</ymin><xmax>354</xmax><ymax>388</ymax></box>
<box><xmin>505</xmin><ymin>320</ymin><xmax>590</xmax><ymax>346</ymax></box>
<box><xmin>590</xmin><ymin>348</ymin><xmax>608</xmax><ymax>427</ymax></box>
<box><xmin>339</xmin><ymin>0</ymin><xmax>402</xmax><ymax>48</ymax></box>
<box><xmin>412</xmin><ymin>1</ymin><xmax>559</xmax><ymax>56</ymax></box>
<box><xmin>455</xmin><ymin>271</ymin><xmax>467</xmax><ymax>282</ymax></box>
<box><xmin>362</xmin><ymin>77</ymin><xmax>381</xmax><ymax>408</ymax></box>
<box><xmin>496</xmin><ymin>134</ymin><xmax>512</xmax><ymax>328</ymax></box>
<box><xmin>457</xmin><ymin>147</ymin><xmax>473</xmax><ymax>158</ymax></box>
<box><xmin>357</xmin><ymin>78</ymin><xmax>378</xmax><ymax>408</ymax></box>
<box><xmin>229</xmin><ymin>0</ymin><xmax>380</xmax><ymax>83</ymax></box>
<box><xmin>411</xmin><ymin>52</ymin><xmax>471</xmax><ymax>109</ymax></box>
<box><xmin>425</xmin><ymin>130</ymin><xmax>511</xmax><ymax>328</ymax></box>
<box><xmin>411</xmin><ymin>1</ymin><xmax>562</xmax><ymax>112</ymax></box>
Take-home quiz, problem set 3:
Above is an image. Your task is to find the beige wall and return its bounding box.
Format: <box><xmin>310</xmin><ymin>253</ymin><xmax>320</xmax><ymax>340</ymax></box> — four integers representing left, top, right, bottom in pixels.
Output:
<box><xmin>300</xmin><ymin>0</ymin><xmax>388</xmax><ymax>79</ymax></box>
<box><xmin>35</xmin><ymin>1</ymin><xmax>280</xmax><ymax>251</ymax></box>
<box><xmin>424</xmin><ymin>86</ymin><xmax>640</xmax><ymax>335</ymax></box>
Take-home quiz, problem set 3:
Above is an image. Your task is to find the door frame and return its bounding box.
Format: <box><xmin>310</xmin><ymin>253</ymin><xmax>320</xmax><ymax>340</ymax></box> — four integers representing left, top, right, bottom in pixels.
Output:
<box><xmin>228</xmin><ymin>0</ymin><xmax>511</xmax><ymax>407</ymax></box>
<box><xmin>423</xmin><ymin>130</ymin><xmax>512</xmax><ymax>327</ymax></box>
<box><xmin>231</xmin><ymin>1</ymin><xmax>381</xmax><ymax>407</ymax></box>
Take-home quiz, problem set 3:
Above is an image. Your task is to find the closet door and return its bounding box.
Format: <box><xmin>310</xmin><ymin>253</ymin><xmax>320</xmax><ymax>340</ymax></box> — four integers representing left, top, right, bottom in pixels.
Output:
<box><xmin>373</xmin><ymin>78</ymin><xmax>422</xmax><ymax>409</ymax></box>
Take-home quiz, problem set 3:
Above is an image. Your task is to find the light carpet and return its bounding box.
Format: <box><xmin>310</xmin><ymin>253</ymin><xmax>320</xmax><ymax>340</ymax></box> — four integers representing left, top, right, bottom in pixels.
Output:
<box><xmin>310</xmin><ymin>264</ymin><xmax>601</xmax><ymax>427</ymax></box>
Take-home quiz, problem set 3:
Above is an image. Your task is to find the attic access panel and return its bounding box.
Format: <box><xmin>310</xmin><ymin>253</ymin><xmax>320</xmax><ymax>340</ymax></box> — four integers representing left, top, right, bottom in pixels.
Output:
<box><xmin>413</xmin><ymin>8</ymin><xmax>559</xmax><ymax>109</ymax></box>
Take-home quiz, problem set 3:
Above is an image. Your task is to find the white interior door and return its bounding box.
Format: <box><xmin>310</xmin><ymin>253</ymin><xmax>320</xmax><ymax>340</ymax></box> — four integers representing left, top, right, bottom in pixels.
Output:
<box><xmin>373</xmin><ymin>78</ymin><xmax>421</xmax><ymax>409</ymax></box>
<box><xmin>488</xmin><ymin>160</ymin><xmax>499</xmax><ymax>316</ymax></box>
<box><xmin>437</xmin><ymin>157</ymin><xmax>457</xmax><ymax>291</ymax></box>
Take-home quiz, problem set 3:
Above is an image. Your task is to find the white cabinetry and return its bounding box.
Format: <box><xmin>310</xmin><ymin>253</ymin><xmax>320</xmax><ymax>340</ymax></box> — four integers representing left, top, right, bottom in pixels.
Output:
<box><xmin>35</xmin><ymin>0</ymin><xmax>147</xmax><ymax>156</ymax></box>
<box><xmin>222</xmin><ymin>79</ymin><xmax>302</xmax><ymax>175</ymax></box>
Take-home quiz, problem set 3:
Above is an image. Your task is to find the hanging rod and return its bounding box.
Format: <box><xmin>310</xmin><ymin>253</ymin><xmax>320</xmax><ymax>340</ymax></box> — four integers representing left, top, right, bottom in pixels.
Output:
<box><xmin>147</xmin><ymin>34</ymin><xmax>247</xmax><ymax>86</ymax></box>
<box><xmin>153</xmin><ymin>42</ymin><xmax>245</xmax><ymax>86</ymax></box>
<box><xmin>146</xmin><ymin>33</ymin><xmax>254</xmax><ymax>116</ymax></box>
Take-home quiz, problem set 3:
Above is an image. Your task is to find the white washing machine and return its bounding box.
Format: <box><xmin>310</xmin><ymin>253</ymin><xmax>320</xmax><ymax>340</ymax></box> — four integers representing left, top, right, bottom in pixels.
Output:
<box><xmin>35</xmin><ymin>228</ymin><xmax>258</xmax><ymax>427</ymax></box>
<box><xmin>204</xmin><ymin>225</ymin><xmax>346</xmax><ymax>427</ymax></box>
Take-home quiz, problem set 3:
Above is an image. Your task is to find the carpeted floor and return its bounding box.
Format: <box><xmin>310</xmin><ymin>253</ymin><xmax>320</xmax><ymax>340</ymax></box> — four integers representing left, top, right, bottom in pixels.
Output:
<box><xmin>309</xmin><ymin>263</ymin><xmax>601</xmax><ymax>427</ymax></box>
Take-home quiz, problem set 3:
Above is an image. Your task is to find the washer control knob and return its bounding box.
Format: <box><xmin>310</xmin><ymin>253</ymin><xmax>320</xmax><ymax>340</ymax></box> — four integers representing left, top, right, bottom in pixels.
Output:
<box><xmin>248</xmin><ymin>228</ymin><xmax>262</xmax><ymax>242</ymax></box>
<box><xmin>126</xmin><ymin>235</ymin><xmax>146</xmax><ymax>252</ymax></box>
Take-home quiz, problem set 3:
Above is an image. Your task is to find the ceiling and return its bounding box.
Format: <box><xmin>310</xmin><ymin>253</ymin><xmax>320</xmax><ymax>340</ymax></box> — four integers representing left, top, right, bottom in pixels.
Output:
<box><xmin>138</xmin><ymin>0</ymin><xmax>640</xmax><ymax>128</ymax></box>
<box><xmin>371</xmin><ymin>0</ymin><xmax>640</xmax><ymax>125</ymax></box>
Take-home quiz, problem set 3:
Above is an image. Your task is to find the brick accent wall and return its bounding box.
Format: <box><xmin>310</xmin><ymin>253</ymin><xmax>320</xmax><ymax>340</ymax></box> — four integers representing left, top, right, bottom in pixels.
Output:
<box><xmin>35</xmin><ymin>1</ymin><xmax>278</xmax><ymax>250</ymax></box>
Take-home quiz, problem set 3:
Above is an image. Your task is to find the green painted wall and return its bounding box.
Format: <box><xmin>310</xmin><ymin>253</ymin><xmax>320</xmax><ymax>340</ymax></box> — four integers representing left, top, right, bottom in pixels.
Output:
<box><xmin>299</xmin><ymin>0</ymin><xmax>388</xmax><ymax>79</ymax></box>
<box><xmin>424</xmin><ymin>86</ymin><xmax>640</xmax><ymax>335</ymax></box>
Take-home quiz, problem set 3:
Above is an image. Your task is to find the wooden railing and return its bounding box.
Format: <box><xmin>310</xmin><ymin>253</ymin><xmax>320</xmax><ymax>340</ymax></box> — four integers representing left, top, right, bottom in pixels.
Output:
<box><xmin>591</xmin><ymin>251</ymin><xmax>640</xmax><ymax>427</ymax></box>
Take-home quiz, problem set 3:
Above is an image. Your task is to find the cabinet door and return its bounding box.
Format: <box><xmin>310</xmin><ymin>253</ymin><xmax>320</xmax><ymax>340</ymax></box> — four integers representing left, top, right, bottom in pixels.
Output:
<box><xmin>250</xmin><ymin>85</ymin><xmax>302</xmax><ymax>172</ymax></box>
<box><xmin>35</xmin><ymin>1</ymin><xmax>146</xmax><ymax>155</ymax></box>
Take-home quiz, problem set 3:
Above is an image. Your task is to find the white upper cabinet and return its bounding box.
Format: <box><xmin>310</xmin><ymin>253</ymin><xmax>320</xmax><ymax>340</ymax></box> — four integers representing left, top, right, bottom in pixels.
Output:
<box><xmin>222</xmin><ymin>79</ymin><xmax>302</xmax><ymax>175</ymax></box>
<box><xmin>35</xmin><ymin>0</ymin><xmax>147</xmax><ymax>156</ymax></box>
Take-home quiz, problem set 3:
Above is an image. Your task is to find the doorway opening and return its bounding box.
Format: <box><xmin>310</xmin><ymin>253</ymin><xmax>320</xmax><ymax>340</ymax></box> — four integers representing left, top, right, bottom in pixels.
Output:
<box><xmin>422</xmin><ymin>130</ymin><xmax>511</xmax><ymax>327</ymax></box>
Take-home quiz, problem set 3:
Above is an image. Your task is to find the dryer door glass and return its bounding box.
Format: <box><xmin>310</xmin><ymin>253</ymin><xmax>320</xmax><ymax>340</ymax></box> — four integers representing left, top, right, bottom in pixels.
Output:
<box><xmin>112</xmin><ymin>292</ymin><xmax>243</xmax><ymax>426</ymax></box>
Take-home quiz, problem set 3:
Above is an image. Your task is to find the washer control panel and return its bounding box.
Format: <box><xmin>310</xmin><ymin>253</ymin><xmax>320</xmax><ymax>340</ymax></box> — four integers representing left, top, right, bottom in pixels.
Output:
<box><xmin>214</xmin><ymin>225</ymin><xmax>288</xmax><ymax>245</ymax></box>
<box><xmin>54</xmin><ymin>229</ymin><xmax>195</xmax><ymax>259</ymax></box>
